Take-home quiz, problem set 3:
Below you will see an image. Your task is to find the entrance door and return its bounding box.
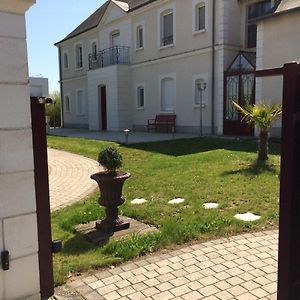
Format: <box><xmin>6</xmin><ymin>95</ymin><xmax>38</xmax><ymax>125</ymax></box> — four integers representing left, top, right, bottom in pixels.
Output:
<box><xmin>223</xmin><ymin>52</ymin><xmax>256</xmax><ymax>136</ymax></box>
<box><xmin>99</xmin><ymin>86</ymin><xmax>107</xmax><ymax>130</ymax></box>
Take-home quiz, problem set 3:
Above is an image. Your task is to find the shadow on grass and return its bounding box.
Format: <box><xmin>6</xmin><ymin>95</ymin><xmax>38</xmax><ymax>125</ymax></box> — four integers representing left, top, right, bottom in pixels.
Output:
<box><xmin>124</xmin><ymin>137</ymin><xmax>281</xmax><ymax>157</ymax></box>
<box><xmin>222</xmin><ymin>159</ymin><xmax>279</xmax><ymax>176</ymax></box>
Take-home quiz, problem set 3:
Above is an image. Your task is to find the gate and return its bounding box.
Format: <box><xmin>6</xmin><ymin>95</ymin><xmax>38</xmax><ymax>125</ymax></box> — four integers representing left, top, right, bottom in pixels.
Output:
<box><xmin>256</xmin><ymin>62</ymin><xmax>300</xmax><ymax>299</ymax></box>
<box><xmin>30</xmin><ymin>97</ymin><xmax>54</xmax><ymax>299</ymax></box>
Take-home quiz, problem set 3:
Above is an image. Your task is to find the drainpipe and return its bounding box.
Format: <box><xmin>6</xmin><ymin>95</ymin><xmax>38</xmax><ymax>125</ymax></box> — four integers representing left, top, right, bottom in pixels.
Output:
<box><xmin>58</xmin><ymin>45</ymin><xmax>64</xmax><ymax>128</ymax></box>
<box><xmin>211</xmin><ymin>0</ymin><xmax>216</xmax><ymax>135</ymax></box>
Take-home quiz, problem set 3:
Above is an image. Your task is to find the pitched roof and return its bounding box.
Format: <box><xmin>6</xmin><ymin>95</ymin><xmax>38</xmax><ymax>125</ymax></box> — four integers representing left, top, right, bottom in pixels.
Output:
<box><xmin>275</xmin><ymin>0</ymin><xmax>300</xmax><ymax>13</ymax></box>
<box><xmin>55</xmin><ymin>0</ymin><xmax>160</xmax><ymax>45</ymax></box>
<box><xmin>55</xmin><ymin>0</ymin><xmax>131</xmax><ymax>45</ymax></box>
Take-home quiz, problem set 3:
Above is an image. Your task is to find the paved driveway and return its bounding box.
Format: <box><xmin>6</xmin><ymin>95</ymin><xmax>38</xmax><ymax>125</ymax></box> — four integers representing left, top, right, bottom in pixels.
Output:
<box><xmin>60</xmin><ymin>230</ymin><xmax>278</xmax><ymax>300</ymax></box>
<box><xmin>48</xmin><ymin>148</ymin><xmax>101</xmax><ymax>211</ymax></box>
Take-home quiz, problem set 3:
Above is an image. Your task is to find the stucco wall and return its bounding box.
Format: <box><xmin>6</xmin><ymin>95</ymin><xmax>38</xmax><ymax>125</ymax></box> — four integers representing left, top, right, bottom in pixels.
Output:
<box><xmin>0</xmin><ymin>1</ymin><xmax>41</xmax><ymax>299</ymax></box>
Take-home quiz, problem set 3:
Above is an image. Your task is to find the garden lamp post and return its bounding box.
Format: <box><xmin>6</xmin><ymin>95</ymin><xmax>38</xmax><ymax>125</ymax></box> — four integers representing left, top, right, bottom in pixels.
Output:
<box><xmin>197</xmin><ymin>81</ymin><xmax>207</xmax><ymax>136</ymax></box>
<box><xmin>124</xmin><ymin>129</ymin><xmax>130</xmax><ymax>144</ymax></box>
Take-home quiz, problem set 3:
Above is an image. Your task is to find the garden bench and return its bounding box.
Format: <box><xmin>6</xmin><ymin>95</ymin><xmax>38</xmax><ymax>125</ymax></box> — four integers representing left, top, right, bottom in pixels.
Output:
<box><xmin>147</xmin><ymin>114</ymin><xmax>176</xmax><ymax>133</ymax></box>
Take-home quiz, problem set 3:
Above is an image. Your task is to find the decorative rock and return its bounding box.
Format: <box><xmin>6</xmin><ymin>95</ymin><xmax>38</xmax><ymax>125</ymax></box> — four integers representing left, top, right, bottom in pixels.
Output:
<box><xmin>131</xmin><ymin>198</ymin><xmax>147</xmax><ymax>204</ymax></box>
<box><xmin>203</xmin><ymin>202</ymin><xmax>219</xmax><ymax>209</ymax></box>
<box><xmin>168</xmin><ymin>198</ymin><xmax>185</xmax><ymax>205</ymax></box>
<box><xmin>234</xmin><ymin>212</ymin><xmax>261</xmax><ymax>222</ymax></box>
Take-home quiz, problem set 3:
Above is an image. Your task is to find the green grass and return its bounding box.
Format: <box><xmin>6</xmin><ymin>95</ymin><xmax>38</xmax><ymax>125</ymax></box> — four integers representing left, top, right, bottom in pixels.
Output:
<box><xmin>48</xmin><ymin>136</ymin><xmax>280</xmax><ymax>285</ymax></box>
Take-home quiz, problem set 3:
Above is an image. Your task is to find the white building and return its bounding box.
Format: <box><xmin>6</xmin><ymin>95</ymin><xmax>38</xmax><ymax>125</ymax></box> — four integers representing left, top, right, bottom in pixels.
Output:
<box><xmin>55</xmin><ymin>0</ymin><xmax>287</xmax><ymax>136</ymax></box>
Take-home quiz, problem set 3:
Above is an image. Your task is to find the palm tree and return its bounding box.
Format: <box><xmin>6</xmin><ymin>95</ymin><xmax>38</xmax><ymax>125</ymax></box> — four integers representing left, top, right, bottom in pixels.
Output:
<box><xmin>232</xmin><ymin>101</ymin><xmax>282</xmax><ymax>161</ymax></box>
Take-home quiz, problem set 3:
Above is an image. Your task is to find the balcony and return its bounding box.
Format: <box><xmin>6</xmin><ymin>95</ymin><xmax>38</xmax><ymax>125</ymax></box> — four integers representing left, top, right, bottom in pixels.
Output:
<box><xmin>89</xmin><ymin>46</ymin><xmax>131</xmax><ymax>70</ymax></box>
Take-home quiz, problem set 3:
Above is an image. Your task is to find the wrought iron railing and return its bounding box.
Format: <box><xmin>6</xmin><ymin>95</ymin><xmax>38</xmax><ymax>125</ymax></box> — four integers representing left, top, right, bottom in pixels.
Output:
<box><xmin>89</xmin><ymin>46</ymin><xmax>131</xmax><ymax>70</ymax></box>
<box><xmin>162</xmin><ymin>35</ymin><xmax>173</xmax><ymax>46</ymax></box>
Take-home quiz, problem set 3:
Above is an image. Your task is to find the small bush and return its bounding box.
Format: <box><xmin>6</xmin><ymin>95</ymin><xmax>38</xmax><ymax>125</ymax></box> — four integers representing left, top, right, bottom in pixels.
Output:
<box><xmin>98</xmin><ymin>147</ymin><xmax>123</xmax><ymax>172</ymax></box>
<box><xmin>46</xmin><ymin>91</ymin><xmax>61</xmax><ymax>127</ymax></box>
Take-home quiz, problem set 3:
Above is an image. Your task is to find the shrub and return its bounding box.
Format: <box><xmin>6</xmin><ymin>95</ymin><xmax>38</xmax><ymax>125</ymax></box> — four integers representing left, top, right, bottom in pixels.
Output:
<box><xmin>46</xmin><ymin>91</ymin><xmax>61</xmax><ymax>127</ymax></box>
<box><xmin>98</xmin><ymin>147</ymin><xmax>122</xmax><ymax>173</ymax></box>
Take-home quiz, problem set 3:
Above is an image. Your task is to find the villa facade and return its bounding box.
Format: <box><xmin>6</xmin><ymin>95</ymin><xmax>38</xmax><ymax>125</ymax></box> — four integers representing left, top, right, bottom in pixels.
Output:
<box><xmin>56</xmin><ymin>0</ymin><xmax>291</xmax><ymax>136</ymax></box>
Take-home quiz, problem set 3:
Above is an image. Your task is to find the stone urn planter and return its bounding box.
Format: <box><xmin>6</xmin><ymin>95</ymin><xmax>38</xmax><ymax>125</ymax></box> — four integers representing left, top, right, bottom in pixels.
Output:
<box><xmin>91</xmin><ymin>147</ymin><xmax>131</xmax><ymax>233</ymax></box>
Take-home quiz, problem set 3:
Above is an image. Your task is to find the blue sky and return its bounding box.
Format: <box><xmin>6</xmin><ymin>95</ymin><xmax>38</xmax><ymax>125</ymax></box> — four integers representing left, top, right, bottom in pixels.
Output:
<box><xmin>26</xmin><ymin>0</ymin><xmax>106</xmax><ymax>93</ymax></box>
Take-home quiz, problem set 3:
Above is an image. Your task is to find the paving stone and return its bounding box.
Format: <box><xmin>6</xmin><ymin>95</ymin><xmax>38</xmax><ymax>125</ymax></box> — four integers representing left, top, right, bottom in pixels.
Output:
<box><xmin>61</xmin><ymin>230</ymin><xmax>279</xmax><ymax>300</ymax></box>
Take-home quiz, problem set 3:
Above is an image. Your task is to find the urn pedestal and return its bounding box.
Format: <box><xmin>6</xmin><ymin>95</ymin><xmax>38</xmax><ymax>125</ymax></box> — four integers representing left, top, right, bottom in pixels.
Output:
<box><xmin>91</xmin><ymin>172</ymin><xmax>131</xmax><ymax>233</ymax></box>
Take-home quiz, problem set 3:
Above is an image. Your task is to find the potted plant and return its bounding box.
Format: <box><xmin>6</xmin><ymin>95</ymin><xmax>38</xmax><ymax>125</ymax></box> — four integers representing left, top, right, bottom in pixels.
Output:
<box><xmin>91</xmin><ymin>147</ymin><xmax>131</xmax><ymax>232</ymax></box>
<box><xmin>232</xmin><ymin>100</ymin><xmax>282</xmax><ymax>161</ymax></box>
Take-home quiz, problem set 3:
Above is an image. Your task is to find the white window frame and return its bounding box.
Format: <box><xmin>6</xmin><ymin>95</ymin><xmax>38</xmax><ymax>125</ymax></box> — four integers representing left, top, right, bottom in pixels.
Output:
<box><xmin>192</xmin><ymin>0</ymin><xmax>208</xmax><ymax>35</ymax></box>
<box><xmin>136</xmin><ymin>84</ymin><xmax>146</xmax><ymax>109</ymax></box>
<box><xmin>74</xmin><ymin>42</ymin><xmax>84</xmax><ymax>70</ymax></box>
<box><xmin>159</xmin><ymin>73</ymin><xmax>176</xmax><ymax>113</ymax></box>
<box><xmin>76</xmin><ymin>88</ymin><xmax>86</xmax><ymax>116</ymax></box>
<box><xmin>64</xmin><ymin>94</ymin><xmax>71</xmax><ymax>112</ymax></box>
<box><xmin>157</xmin><ymin>4</ymin><xmax>176</xmax><ymax>49</ymax></box>
<box><xmin>192</xmin><ymin>74</ymin><xmax>209</xmax><ymax>108</ymax></box>
<box><xmin>62</xmin><ymin>50</ymin><xmax>69</xmax><ymax>70</ymax></box>
<box><xmin>90</xmin><ymin>40</ymin><xmax>98</xmax><ymax>61</ymax></box>
<box><xmin>135</xmin><ymin>23</ymin><xmax>145</xmax><ymax>51</ymax></box>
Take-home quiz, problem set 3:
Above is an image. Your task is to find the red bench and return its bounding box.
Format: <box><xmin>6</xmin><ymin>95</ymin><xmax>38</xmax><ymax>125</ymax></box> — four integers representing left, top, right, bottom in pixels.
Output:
<box><xmin>147</xmin><ymin>114</ymin><xmax>176</xmax><ymax>133</ymax></box>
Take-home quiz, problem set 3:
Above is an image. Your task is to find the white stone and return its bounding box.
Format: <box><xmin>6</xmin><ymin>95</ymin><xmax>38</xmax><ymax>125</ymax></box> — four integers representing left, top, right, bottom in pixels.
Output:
<box><xmin>234</xmin><ymin>212</ymin><xmax>261</xmax><ymax>222</ymax></box>
<box><xmin>0</xmin><ymin>269</ymin><xmax>4</xmax><ymax>300</ymax></box>
<box><xmin>0</xmin><ymin>172</ymin><xmax>36</xmax><ymax>218</ymax></box>
<box><xmin>168</xmin><ymin>198</ymin><xmax>185</xmax><ymax>205</ymax></box>
<box><xmin>131</xmin><ymin>198</ymin><xmax>147</xmax><ymax>204</ymax></box>
<box><xmin>0</xmin><ymin>12</ymin><xmax>26</xmax><ymax>38</ymax></box>
<box><xmin>0</xmin><ymin>36</ymin><xmax>28</xmax><ymax>83</ymax></box>
<box><xmin>4</xmin><ymin>213</ymin><xmax>38</xmax><ymax>259</ymax></box>
<box><xmin>4</xmin><ymin>254</ymin><xmax>40</xmax><ymax>300</ymax></box>
<box><xmin>203</xmin><ymin>202</ymin><xmax>219</xmax><ymax>209</ymax></box>
<box><xmin>0</xmin><ymin>85</ymin><xmax>31</xmax><ymax>129</ymax></box>
<box><xmin>0</xmin><ymin>129</ymin><xmax>34</xmax><ymax>173</ymax></box>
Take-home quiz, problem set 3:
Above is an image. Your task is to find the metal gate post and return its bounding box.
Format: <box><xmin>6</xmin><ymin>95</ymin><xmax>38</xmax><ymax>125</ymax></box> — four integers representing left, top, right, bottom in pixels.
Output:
<box><xmin>30</xmin><ymin>97</ymin><xmax>54</xmax><ymax>299</ymax></box>
<box><xmin>278</xmin><ymin>62</ymin><xmax>300</xmax><ymax>299</ymax></box>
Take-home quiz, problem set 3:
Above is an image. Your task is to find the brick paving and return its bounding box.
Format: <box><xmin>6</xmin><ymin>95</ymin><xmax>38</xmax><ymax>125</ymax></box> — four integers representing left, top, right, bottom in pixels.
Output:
<box><xmin>48</xmin><ymin>148</ymin><xmax>101</xmax><ymax>211</ymax></box>
<box><xmin>60</xmin><ymin>230</ymin><xmax>278</xmax><ymax>300</ymax></box>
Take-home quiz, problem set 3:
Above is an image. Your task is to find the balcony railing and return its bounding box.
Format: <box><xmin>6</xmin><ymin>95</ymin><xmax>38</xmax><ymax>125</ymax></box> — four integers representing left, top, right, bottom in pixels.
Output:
<box><xmin>89</xmin><ymin>46</ymin><xmax>131</xmax><ymax>70</ymax></box>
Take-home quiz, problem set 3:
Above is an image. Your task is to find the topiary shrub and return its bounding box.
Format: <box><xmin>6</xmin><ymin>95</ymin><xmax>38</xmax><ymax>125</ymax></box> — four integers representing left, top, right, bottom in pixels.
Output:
<box><xmin>98</xmin><ymin>147</ymin><xmax>123</xmax><ymax>173</ymax></box>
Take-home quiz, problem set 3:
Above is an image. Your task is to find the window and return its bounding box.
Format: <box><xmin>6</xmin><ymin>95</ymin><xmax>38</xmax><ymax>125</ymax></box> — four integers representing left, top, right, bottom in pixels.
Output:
<box><xmin>136</xmin><ymin>26</ymin><xmax>144</xmax><ymax>49</ymax></box>
<box><xmin>63</xmin><ymin>52</ymin><xmax>69</xmax><ymax>69</ymax></box>
<box><xmin>161</xmin><ymin>10</ymin><xmax>174</xmax><ymax>46</ymax></box>
<box><xmin>247</xmin><ymin>0</ymin><xmax>272</xmax><ymax>48</ymax></box>
<box><xmin>196</xmin><ymin>3</ymin><xmax>205</xmax><ymax>31</ymax></box>
<box><xmin>76</xmin><ymin>90</ymin><xmax>86</xmax><ymax>115</ymax></box>
<box><xmin>161</xmin><ymin>77</ymin><xmax>175</xmax><ymax>112</ymax></box>
<box><xmin>137</xmin><ymin>86</ymin><xmax>145</xmax><ymax>108</ymax></box>
<box><xmin>75</xmin><ymin>44</ymin><xmax>83</xmax><ymax>69</ymax></box>
<box><xmin>65</xmin><ymin>95</ymin><xmax>70</xmax><ymax>112</ymax></box>
<box><xmin>91</xmin><ymin>41</ymin><xmax>97</xmax><ymax>60</ymax></box>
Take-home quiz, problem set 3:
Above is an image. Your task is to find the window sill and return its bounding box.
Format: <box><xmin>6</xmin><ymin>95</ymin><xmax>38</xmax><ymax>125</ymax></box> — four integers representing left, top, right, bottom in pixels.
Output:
<box><xmin>159</xmin><ymin>111</ymin><xmax>175</xmax><ymax>114</ymax></box>
<box><xmin>136</xmin><ymin>107</ymin><xmax>145</xmax><ymax>110</ymax></box>
<box><xmin>193</xmin><ymin>29</ymin><xmax>206</xmax><ymax>36</ymax></box>
<box><xmin>159</xmin><ymin>43</ymin><xmax>175</xmax><ymax>50</ymax></box>
<box><xmin>135</xmin><ymin>47</ymin><xmax>144</xmax><ymax>52</ymax></box>
<box><xmin>76</xmin><ymin>113</ymin><xmax>86</xmax><ymax>117</ymax></box>
<box><xmin>75</xmin><ymin>67</ymin><xmax>84</xmax><ymax>71</ymax></box>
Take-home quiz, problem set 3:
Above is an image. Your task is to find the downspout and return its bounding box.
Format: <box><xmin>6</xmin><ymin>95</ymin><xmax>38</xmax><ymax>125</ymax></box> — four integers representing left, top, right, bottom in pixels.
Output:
<box><xmin>211</xmin><ymin>0</ymin><xmax>216</xmax><ymax>135</ymax></box>
<box><xmin>58</xmin><ymin>45</ymin><xmax>64</xmax><ymax>128</ymax></box>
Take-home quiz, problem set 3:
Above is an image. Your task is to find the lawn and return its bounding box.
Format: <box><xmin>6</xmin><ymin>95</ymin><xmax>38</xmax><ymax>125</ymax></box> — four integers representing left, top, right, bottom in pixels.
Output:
<box><xmin>48</xmin><ymin>136</ymin><xmax>280</xmax><ymax>285</ymax></box>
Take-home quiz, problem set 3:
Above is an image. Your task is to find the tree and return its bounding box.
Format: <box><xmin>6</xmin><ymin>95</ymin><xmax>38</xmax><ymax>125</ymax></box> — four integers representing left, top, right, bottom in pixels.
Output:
<box><xmin>46</xmin><ymin>91</ymin><xmax>61</xmax><ymax>127</ymax></box>
<box><xmin>232</xmin><ymin>101</ymin><xmax>282</xmax><ymax>161</ymax></box>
